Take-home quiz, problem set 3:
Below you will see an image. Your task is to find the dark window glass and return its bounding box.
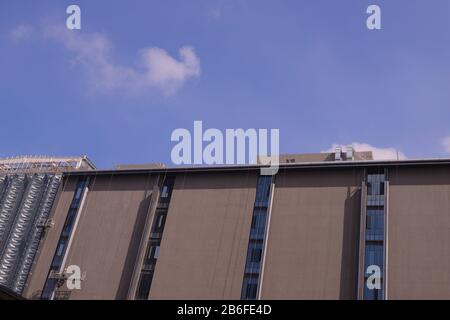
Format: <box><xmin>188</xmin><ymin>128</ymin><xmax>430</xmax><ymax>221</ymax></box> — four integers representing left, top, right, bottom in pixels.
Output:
<box><xmin>363</xmin><ymin>242</ymin><xmax>384</xmax><ymax>300</ymax></box>
<box><xmin>364</xmin><ymin>173</ymin><xmax>385</xmax><ymax>300</ymax></box>
<box><xmin>250</xmin><ymin>209</ymin><xmax>266</xmax><ymax>239</ymax></box>
<box><xmin>135</xmin><ymin>175</ymin><xmax>175</xmax><ymax>300</ymax></box>
<box><xmin>366</xmin><ymin>215</ymin><xmax>372</xmax><ymax>229</ymax></box>
<box><xmin>241</xmin><ymin>277</ymin><xmax>259</xmax><ymax>300</ymax></box>
<box><xmin>50</xmin><ymin>255</ymin><xmax>62</xmax><ymax>269</ymax></box>
<box><xmin>135</xmin><ymin>272</ymin><xmax>153</xmax><ymax>300</ymax></box>
<box><xmin>364</xmin><ymin>243</ymin><xmax>384</xmax><ymax>275</ymax></box>
<box><xmin>241</xmin><ymin>176</ymin><xmax>272</xmax><ymax>300</ymax></box>
<box><xmin>367</xmin><ymin>182</ymin><xmax>372</xmax><ymax>196</ymax></box>
<box><xmin>255</xmin><ymin>176</ymin><xmax>271</xmax><ymax>206</ymax></box>
<box><xmin>363</xmin><ymin>280</ymin><xmax>384</xmax><ymax>300</ymax></box>
<box><xmin>151</xmin><ymin>210</ymin><xmax>167</xmax><ymax>234</ymax></box>
<box><xmin>379</xmin><ymin>182</ymin><xmax>385</xmax><ymax>195</ymax></box>
<box><xmin>246</xmin><ymin>284</ymin><xmax>258</xmax><ymax>299</ymax></box>
<box><xmin>366</xmin><ymin>210</ymin><xmax>384</xmax><ymax>240</ymax></box>
<box><xmin>367</xmin><ymin>174</ymin><xmax>385</xmax><ymax>196</ymax></box>
<box><xmin>158</xmin><ymin>176</ymin><xmax>175</xmax><ymax>206</ymax></box>
<box><xmin>41</xmin><ymin>177</ymin><xmax>89</xmax><ymax>300</ymax></box>
<box><xmin>41</xmin><ymin>279</ymin><xmax>59</xmax><ymax>300</ymax></box>
<box><xmin>251</xmin><ymin>248</ymin><xmax>262</xmax><ymax>262</ymax></box>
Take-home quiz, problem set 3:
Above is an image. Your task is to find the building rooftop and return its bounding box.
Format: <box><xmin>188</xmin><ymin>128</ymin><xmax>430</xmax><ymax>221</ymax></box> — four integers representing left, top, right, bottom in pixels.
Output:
<box><xmin>0</xmin><ymin>155</ymin><xmax>96</xmax><ymax>173</ymax></box>
<box><xmin>64</xmin><ymin>156</ymin><xmax>450</xmax><ymax>177</ymax></box>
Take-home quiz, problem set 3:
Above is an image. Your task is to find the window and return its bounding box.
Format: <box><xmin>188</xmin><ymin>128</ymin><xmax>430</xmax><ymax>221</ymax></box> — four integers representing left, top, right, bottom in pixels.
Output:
<box><xmin>364</xmin><ymin>284</ymin><xmax>383</xmax><ymax>300</ymax></box>
<box><xmin>74</xmin><ymin>187</ymin><xmax>83</xmax><ymax>200</ymax></box>
<box><xmin>245</xmin><ymin>284</ymin><xmax>257</xmax><ymax>299</ymax></box>
<box><xmin>161</xmin><ymin>186</ymin><xmax>169</xmax><ymax>198</ymax></box>
<box><xmin>41</xmin><ymin>279</ymin><xmax>58</xmax><ymax>300</ymax></box>
<box><xmin>135</xmin><ymin>272</ymin><xmax>153</xmax><ymax>300</ymax></box>
<box><xmin>250</xmin><ymin>248</ymin><xmax>262</xmax><ymax>262</ymax></box>
<box><xmin>158</xmin><ymin>214</ymin><xmax>165</xmax><ymax>228</ymax></box>
<box><xmin>254</xmin><ymin>176</ymin><xmax>271</xmax><ymax>207</ymax></box>
<box><xmin>41</xmin><ymin>177</ymin><xmax>89</xmax><ymax>300</ymax></box>
<box><xmin>152</xmin><ymin>211</ymin><xmax>166</xmax><ymax>233</ymax></box>
<box><xmin>242</xmin><ymin>277</ymin><xmax>259</xmax><ymax>300</ymax></box>
<box><xmin>367</xmin><ymin>174</ymin><xmax>385</xmax><ymax>196</ymax></box>
<box><xmin>365</xmin><ymin>243</ymin><xmax>383</xmax><ymax>269</ymax></box>
<box><xmin>56</xmin><ymin>242</ymin><xmax>65</xmax><ymax>257</ymax></box>
<box><xmin>146</xmin><ymin>245</ymin><xmax>160</xmax><ymax>260</ymax></box>
<box><xmin>364</xmin><ymin>172</ymin><xmax>386</xmax><ymax>300</ymax></box>
<box><xmin>250</xmin><ymin>209</ymin><xmax>267</xmax><ymax>239</ymax></box>
<box><xmin>135</xmin><ymin>176</ymin><xmax>175</xmax><ymax>300</ymax></box>
<box><xmin>241</xmin><ymin>176</ymin><xmax>272</xmax><ymax>300</ymax></box>
<box><xmin>366</xmin><ymin>210</ymin><xmax>384</xmax><ymax>240</ymax></box>
<box><xmin>366</xmin><ymin>215</ymin><xmax>372</xmax><ymax>229</ymax></box>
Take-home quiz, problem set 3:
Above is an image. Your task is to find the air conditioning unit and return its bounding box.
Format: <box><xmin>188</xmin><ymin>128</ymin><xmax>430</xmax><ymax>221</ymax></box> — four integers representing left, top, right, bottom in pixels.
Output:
<box><xmin>346</xmin><ymin>145</ymin><xmax>354</xmax><ymax>160</ymax></box>
<box><xmin>334</xmin><ymin>147</ymin><xmax>342</xmax><ymax>161</ymax></box>
<box><xmin>37</xmin><ymin>218</ymin><xmax>55</xmax><ymax>229</ymax></box>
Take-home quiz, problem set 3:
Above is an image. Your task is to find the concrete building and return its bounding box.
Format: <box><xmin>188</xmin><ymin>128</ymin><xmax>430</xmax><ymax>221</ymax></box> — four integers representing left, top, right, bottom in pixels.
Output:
<box><xmin>6</xmin><ymin>149</ymin><xmax>450</xmax><ymax>300</ymax></box>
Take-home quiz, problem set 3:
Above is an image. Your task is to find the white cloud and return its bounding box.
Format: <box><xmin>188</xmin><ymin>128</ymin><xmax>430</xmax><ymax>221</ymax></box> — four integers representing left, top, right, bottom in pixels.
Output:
<box><xmin>44</xmin><ymin>26</ymin><xmax>200</xmax><ymax>95</ymax></box>
<box><xmin>8</xmin><ymin>25</ymin><xmax>33</xmax><ymax>43</ymax></box>
<box><xmin>322</xmin><ymin>142</ymin><xmax>407</xmax><ymax>160</ymax></box>
<box><xmin>441</xmin><ymin>136</ymin><xmax>450</xmax><ymax>153</ymax></box>
<box><xmin>139</xmin><ymin>46</ymin><xmax>200</xmax><ymax>94</ymax></box>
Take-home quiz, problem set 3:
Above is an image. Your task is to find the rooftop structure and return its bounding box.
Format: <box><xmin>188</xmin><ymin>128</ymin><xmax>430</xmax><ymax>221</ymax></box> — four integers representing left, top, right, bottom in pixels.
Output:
<box><xmin>0</xmin><ymin>156</ymin><xmax>96</xmax><ymax>173</ymax></box>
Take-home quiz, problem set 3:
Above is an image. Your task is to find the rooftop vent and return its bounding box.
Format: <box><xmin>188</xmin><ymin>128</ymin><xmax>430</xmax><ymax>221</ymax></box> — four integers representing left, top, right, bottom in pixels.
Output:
<box><xmin>346</xmin><ymin>145</ymin><xmax>354</xmax><ymax>160</ymax></box>
<box><xmin>334</xmin><ymin>147</ymin><xmax>342</xmax><ymax>161</ymax></box>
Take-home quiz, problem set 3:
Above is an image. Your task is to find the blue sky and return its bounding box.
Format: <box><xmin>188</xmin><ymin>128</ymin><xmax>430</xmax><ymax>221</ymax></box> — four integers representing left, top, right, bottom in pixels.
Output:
<box><xmin>1</xmin><ymin>0</ymin><xmax>450</xmax><ymax>168</ymax></box>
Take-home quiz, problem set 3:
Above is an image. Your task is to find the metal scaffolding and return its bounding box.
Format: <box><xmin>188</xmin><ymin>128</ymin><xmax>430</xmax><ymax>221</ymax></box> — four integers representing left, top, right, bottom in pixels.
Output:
<box><xmin>0</xmin><ymin>155</ymin><xmax>96</xmax><ymax>173</ymax></box>
<box><xmin>0</xmin><ymin>155</ymin><xmax>95</xmax><ymax>295</ymax></box>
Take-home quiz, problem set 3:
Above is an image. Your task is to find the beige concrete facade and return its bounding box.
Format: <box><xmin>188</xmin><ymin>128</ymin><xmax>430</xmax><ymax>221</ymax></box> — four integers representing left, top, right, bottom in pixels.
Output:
<box><xmin>150</xmin><ymin>171</ymin><xmax>258</xmax><ymax>299</ymax></box>
<box><xmin>261</xmin><ymin>168</ymin><xmax>363</xmax><ymax>299</ymax></box>
<box><xmin>24</xmin><ymin>173</ymin><xmax>160</xmax><ymax>299</ymax></box>
<box><xmin>387</xmin><ymin>166</ymin><xmax>450</xmax><ymax>299</ymax></box>
<box><xmin>21</xmin><ymin>160</ymin><xmax>450</xmax><ymax>300</ymax></box>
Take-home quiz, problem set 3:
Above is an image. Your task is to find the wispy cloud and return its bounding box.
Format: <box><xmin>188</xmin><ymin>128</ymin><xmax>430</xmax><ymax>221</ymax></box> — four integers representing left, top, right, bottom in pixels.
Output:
<box><xmin>323</xmin><ymin>142</ymin><xmax>407</xmax><ymax>160</ymax></box>
<box><xmin>8</xmin><ymin>25</ymin><xmax>33</xmax><ymax>43</ymax></box>
<box><xmin>43</xmin><ymin>26</ymin><xmax>200</xmax><ymax>96</ymax></box>
<box><xmin>208</xmin><ymin>8</ymin><xmax>222</xmax><ymax>19</ymax></box>
<box><xmin>441</xmin><ymin>136</ymin><xmax>450</xmax><ymax>153</ymax></box>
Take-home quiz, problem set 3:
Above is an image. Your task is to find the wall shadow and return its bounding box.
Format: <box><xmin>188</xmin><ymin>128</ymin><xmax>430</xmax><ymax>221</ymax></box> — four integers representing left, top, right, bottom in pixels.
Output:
<box><xmin>339</xmin><ymin>187</ymin><xmax>361</xmax><ymax>299</ymax></box>
<box><xmin>115</xmin><ymin>193</ymin><xmax>153</xmax><ymax>299</ymax></box>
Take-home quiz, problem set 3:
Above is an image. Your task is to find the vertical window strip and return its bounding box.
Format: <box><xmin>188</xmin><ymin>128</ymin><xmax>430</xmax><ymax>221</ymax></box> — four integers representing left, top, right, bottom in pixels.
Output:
<box><xmin>241</xmin><ymin>176</ymin><xmax>272</xmax><ymax>300</ymax></box>
<box><xmin>40</xmin><ymin>177</ymin><xmax>89</xmax><ymax>300</ymax></box>
<box><xmin>135</xmin><ymin>175</ymin><xmax>175</xmax><ymax>300</ymax></box>
<box><xmin>363</xmin><ymin>172</ymin><xmax>385</xmax><ymax>300</ymax></box>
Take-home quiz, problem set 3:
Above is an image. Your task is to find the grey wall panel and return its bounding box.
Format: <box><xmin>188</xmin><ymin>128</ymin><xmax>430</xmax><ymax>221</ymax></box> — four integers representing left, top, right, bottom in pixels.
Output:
<box><xmin>150</xmin><ymin>171</ymin><xmax>257</xmax><ymax>299</ymax></box>
<box><xmin>261</xmin><ymin>169</ymin><xmax>363</xmax><ymax>299</ymax></box>
<box><xmin>388</xmin><ymin>167</ymin><xmax>450</xmax><ymax>299</ymax></box>
<box><xmin>62</xmin><ymin>174</ymin><xmax>158</xmax><ymax>299</ymax></box>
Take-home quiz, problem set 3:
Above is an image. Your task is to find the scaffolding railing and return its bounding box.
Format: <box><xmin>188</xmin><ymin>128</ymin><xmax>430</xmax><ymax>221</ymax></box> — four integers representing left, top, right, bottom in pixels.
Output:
<box><xmin>0</xmin><ymin>155</ymin><xmax>95</xmax><ymax>173</ymax></box>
